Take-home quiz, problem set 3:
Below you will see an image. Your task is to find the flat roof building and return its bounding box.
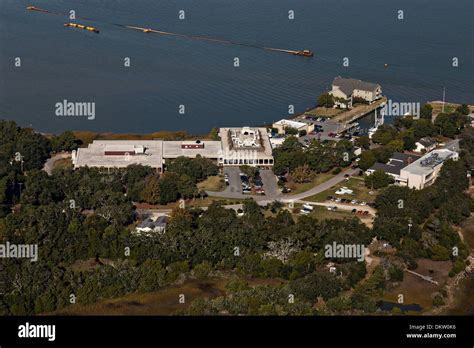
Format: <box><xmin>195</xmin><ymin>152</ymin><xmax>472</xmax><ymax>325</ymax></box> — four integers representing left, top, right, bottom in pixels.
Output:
<box><xmin>273</xmin><ymin>119</ymin><xmax>314</xmax><ymax>135</ymax></box>
<box><xmin>162</xmin><ymin>140</ymin><xmax>222</xmax><ymax>162</ymax></box>
<box><xmin>219</xmin><ymin>127</ymin><xmax>274</xmax><ymax>166</ymax></box>
<box><xmin>73</xmin><ymin>140</ymin><xmax>163</xmax><ymax>171</ymax></box>
<box><xmin>400</xmin><ymin>149</ymin><xmax>458</xmax><ymax>189</ymax></box>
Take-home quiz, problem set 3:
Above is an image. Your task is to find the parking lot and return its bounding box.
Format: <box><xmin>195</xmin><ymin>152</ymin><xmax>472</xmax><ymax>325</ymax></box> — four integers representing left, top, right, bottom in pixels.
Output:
<box><xmin>293</xmin><ymin>115</ymin><xmax>346</xmax><ymax>142</ymax></box>
<box><xmin>218</xmin><ymin>167</ymin><xmax>280</xmax><ymax>200</ymax></box>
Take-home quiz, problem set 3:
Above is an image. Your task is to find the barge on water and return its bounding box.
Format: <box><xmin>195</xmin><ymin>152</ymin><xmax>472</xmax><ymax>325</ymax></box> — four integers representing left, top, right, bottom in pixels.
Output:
<box><xmin>294</xmin><ymin>49</ymin><xmax>314</xmax><ymax>57</ymax></box>
<box><xmin>64</xmin><ymin>23</ymin><xmax>100</xmax><ymax>33</ymax></box>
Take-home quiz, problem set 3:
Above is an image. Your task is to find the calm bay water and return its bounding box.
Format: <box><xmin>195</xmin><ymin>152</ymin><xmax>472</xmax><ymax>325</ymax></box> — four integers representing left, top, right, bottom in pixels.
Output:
<box><xmin>1</xmin><ymin>0</ymin><xmax>473</xmax><ymax>134</ymax></box>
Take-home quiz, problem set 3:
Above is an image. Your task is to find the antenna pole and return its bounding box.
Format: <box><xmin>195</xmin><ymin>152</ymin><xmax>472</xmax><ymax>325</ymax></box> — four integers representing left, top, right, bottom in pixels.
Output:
<box><xmin>442</xmin><ymin>87</ymin><xmax>446</xmax><ymax>113</ymax></box>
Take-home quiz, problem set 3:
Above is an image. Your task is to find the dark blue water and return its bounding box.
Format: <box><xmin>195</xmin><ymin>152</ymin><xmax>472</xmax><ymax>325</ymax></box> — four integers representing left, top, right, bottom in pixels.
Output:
<box><xmin>378</xmin><ymin>301</ymin><xmax>422</xmax><ymax>313</ymax></box>
<box><xmin>1</xmin><ymin>0</ymin><xmax>473</xmax><ymax>134</ymax></box>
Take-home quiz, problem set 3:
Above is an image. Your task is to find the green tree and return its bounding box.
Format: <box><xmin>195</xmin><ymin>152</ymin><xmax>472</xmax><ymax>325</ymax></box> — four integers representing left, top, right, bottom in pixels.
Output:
<box><xmin>358</xmin><ymin>151</ymin><xmax>377</xmax><ymax>171</ymax></box>
<box><xmin>455</xmin><ymin>104</ymin><xmax>470</xmax><ymax>116</ymax></box>
<box><xmin>355</xmin><ymin>136</ymin><xmax>370</xmax><ymax>150</ymax></box>
<box><xmin>420</xmin><ymin>104</ymin><xmax>433</xmax><ymax>120</ymax></box>
<box><xmin>318</xmin><ymin>93</ymin><xmax>335</xmax><ymax>108</ymax></box>
<box><xmin>364</xmin><ymin>170</ymin><xmax>394</xmax><ymax>189</ymax></box>
<box><xmin>140</xmin><ymin>174</ymin><xmax>161</xmax><ymax>204</ymax></box>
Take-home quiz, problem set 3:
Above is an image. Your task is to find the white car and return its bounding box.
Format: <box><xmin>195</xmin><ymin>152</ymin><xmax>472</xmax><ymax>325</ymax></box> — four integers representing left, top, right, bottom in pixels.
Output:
<box><xmin>303</xmin><ymin>204</ymin><xmax>314</xmax><ymax>211</ymax></box>
<box><xmin>300</xmin><ymin>209</ymin><xmax>311</xmax><ymax>215</ymax></box>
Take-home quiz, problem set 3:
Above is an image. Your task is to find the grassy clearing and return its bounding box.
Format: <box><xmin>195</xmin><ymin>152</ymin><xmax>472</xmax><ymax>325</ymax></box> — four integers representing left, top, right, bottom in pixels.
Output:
<box><xmin>309</xmin><ymin>205</ymin><xmax>353</xmax><ymax>220</ymax></box>
<box><xmin>52</xmin><ymin>158</ymin><xmax>73</xmax><ymax>170</ymax></box>
<box><xmin>305</xmin><ymin>107</ymin><xmax>342</xmax><ymax>118</ymax></box>
<box><xmin>48</xmin><ymin>276</ymin><xmax>285</xmax><ymax>315</ymax></box>
<box><xmin>287</xmin><ymin>172</ymin><xmax>335</xmax><ymax>195</ymax></box>
<box><xmin>305</xmin><ymin>177</ymin><xmax>377</xmax><ymax>203</ymax></box>
<box><xmin>197</xmin><ymin>175</ymin><xmax>225</xmax><ymax>192</ymax></box>
<box><xmin>382</xmin><ymin>259</ymin><xmax>452</xmax><ymax>312</ymax></box>
<box><xmin>460</xmin><ymin>214</ymin><xmax>474</xmax><ymax>250</ymax></box>
<box><xmin>429</xmin><ymin>101</ymin><xmax>474</xmax><ymax>116</ymax></box>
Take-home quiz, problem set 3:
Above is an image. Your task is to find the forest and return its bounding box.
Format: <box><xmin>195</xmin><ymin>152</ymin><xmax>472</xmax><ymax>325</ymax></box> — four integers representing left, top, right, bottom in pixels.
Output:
<box><xmin>0</xmin><ymin>119</ymin><xmax>473</xmax><ymax>315</ymax></box>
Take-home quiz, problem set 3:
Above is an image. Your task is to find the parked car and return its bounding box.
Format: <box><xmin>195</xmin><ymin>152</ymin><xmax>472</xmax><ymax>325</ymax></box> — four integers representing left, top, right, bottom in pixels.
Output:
<box><xmin>327</xmin><ymin>206</ymin><xmax>338</xmax><ymax>211</ymax></box>
<box><xmin>303</xmin><ymin>204</ymin><xmax>314</xmax><ymax>211</ymax></box>
<box><xmin>282</xmin><ymin>186</ymin><xmax>291</xmax><ymax>193</ymax></box>
<box><xmin>352</xmin><ymin>208</ymin><xmax>357</xmax><ymax>214</ymax></box>
<box><xmin>255</xmin><ymin>188</ymin><xmax>265</xmax><ymax>195</ymax></box>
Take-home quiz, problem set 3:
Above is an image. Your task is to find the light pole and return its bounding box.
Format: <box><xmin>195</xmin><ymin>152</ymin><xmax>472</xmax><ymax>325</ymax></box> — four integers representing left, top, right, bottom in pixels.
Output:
<box><xmin>408</xmin><ymin>218</ymin><xmax>413</xmax><ymax>234</ymax></box>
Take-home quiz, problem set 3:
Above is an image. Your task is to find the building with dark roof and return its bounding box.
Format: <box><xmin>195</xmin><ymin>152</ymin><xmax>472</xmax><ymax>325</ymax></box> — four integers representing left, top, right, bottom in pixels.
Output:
<box><xmin>366</xmin><ymin>152</ymin><xmax>421</xmax><ymax>185</ymax></box>
<box><xmin>329</xmin><ymin>77</ymin><xmax>382</xmax><ymax>109</ymax></box>
<box><xmin>414</xmin><ymin>137</ymin><xmax>437</xmax><ymax>153</ymax></box>
<box><xmin>135</xmin><ymin>216</ymin><xmax>168</xmax><ymax>235</ymax></box>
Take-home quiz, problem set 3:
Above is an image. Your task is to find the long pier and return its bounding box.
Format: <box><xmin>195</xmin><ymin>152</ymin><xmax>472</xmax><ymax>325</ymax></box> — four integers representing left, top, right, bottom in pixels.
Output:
<box><xmin>26</xmin><ymin>6</ymin><xmax>313</xmax><ymax>57</ymax></box>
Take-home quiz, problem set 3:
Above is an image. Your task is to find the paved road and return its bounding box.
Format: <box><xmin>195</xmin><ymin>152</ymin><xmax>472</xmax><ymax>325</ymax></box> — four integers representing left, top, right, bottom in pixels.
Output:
<box><xmin>43</xmin><ymin>152</ymin><xmax>71</xmax><ymax>175</ymax></box>
<box><xmin>136</xmin><ymin>203</ymin><xmax>245</xmax><ymax>219</ymax></box>
<box><xmin>207</xmin><ymin>166</ymin><xmax>359</xmax><ymax>207</ymax></box>
<box><xmin>282</xmin><ymin>167</ymin><xmax>359</xmax><ymax>202</ymax></box>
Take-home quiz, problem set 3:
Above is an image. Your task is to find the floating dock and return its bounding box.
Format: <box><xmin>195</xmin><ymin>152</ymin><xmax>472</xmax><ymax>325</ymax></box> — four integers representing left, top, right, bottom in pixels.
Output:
<box><xmin>27</xmin><ymin>5</ymin><xmax>313</xmax><ymax>57</ymax></box>
<box><xmin>64</xmin><ymin>23</ymin><xmax>99</xmax><ymax>33</ymax></box>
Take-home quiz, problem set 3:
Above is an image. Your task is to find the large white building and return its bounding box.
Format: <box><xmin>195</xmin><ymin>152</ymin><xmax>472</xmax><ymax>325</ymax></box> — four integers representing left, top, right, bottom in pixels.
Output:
<box><xmin>219</xmin><ymin>127</ymin><xmax>274</xmax><ymax>166</ymax></box>
<box><xmin>366</xmin><ymin>149</ymin><xmax>458</xmax><ymax>190</ymax></box>
<box><xmin>329</xmin><ymin>77</ymin><xmax>382</xmax><ymax>109</ymax></box>
<box><xmin>73</xmin><ymin>128</ymin><xmax>274</xmax><ymax>170</ymax></box>
<box><xmin>72</xmin><ymin>140</ymin><xmax>164</xmax><ymax>171</ymax></box>
<box><xmin>399</xmin><ymin>149</ymin><xmax>458</xmax><ymax>189</ymax></box>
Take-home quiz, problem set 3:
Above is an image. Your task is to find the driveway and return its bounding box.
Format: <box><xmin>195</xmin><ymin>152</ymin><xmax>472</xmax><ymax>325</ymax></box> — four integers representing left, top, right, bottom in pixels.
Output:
<box><xmin>207</xmin><ymin>166</ymin><xmax>359</xmax><ymax>206</ymax></box>
<box><xmin>43</xmin><ymin>152</ymin><xmax>71</xmax><ymax>175</ymax></box>
<box><xmin>283</xmin><ymin>167</ymin><xmax>359</xmax><ymax>202</ymax></box>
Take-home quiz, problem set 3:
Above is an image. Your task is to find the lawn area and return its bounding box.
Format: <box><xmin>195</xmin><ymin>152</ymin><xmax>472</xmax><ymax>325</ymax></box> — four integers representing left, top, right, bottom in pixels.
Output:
<box><xmin>197</xmin><ymin>175</ymin><xmax>225</xmax><ymax>192</ymax></box>
<box><xmin>52</xmin><ymin>158</ymin><xmax>73</xmax><ymax>171</ymax></box>
<box><xmin>308</xmin><ymin>205</ymin><xmax>354</xmax><ymax>221</ymax></box>
<box><xmin>305</xmin><ymin>106</ymin><xmax>342</xmax><ymax>118</ymax></box>
<box><xmin>382</xmin><ymin>258</ymin><xmax>452</xmax><ymax>312</ymax></box>
<box><xmin>429</xmin><ymin>101</ymin><xmax>474</xmax><ymax>116</ymax></box>
<box><xmin>305</xmin><ymin>177</ymin><xmax>378</xmax><ymax>203</ymax></box>
<box><xmin>287</xmin><ymin>172</ymin><xmax>335</xmax><ymax>195</ymax></box>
